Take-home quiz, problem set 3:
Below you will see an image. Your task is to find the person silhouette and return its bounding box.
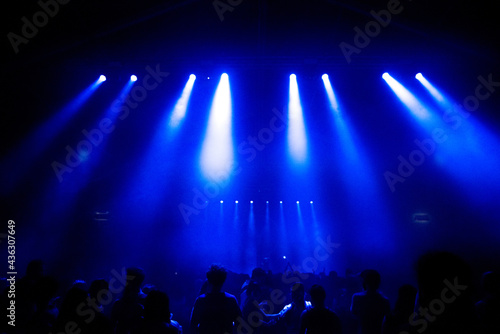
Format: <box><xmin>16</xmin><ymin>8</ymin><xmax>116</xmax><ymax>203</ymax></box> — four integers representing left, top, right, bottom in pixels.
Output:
<box><xmin>382</xmin><ymin>284</ymin><xmax>417</xmax><ymax>334</ymax></box>
<box><xmin>267</xmin><ymin>282</ymin><xmax>312</xmax><ymax>334</ymax></box>
<box><xmin>412</xmin><ymin>251</ymin><xmax>479</xmax><ymax>334</ymax></box>
<box><xmin>111</xmin><ymin>267</ymin><xmax>146</xmax><ymax>334</ymax></box>
<box><xmin>300</xmin><ymin>284</ymin><xmax>342</xmax><ymax>334</ymax></box>
<box><xmin>190</xmin><ymin>264</ymin><xmax>242</xmax><ymax>334</ymax></box>
<box><xmin>350</xmin><ymin>269</ymin><xmax>390</xmax><ymax>334</ymax></box>
<box><xmin>135</xmin><ymin>290</ymin><xmax>180</xmax><ymax>334</ymax></box>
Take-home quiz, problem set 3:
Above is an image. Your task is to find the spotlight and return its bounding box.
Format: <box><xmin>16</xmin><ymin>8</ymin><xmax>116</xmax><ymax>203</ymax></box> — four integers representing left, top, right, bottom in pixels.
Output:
<box><xmin>415</xmin><ymin>73</ymin><xmax>423</xmax><ymax>80</ymax></box>
<box><xmin>190</xmin><ymin>74</ymin><xmax>196</xmax><ymax>80</ymax></box>
<box><xmin>266</xmin><ymin>201</ymin><xmax>269</xmax><ymax>204</ymax></box>
<box><xmin>98</xmin><ymin>75</ymin><xmax>106</xmax><ymax>82</ymax></box>
<box><xmin>250</xmin><ymin>200</ymin><xmax>253</xmax><ymax>204</ymax></box>
<box><xmin>283</xmin><ymin>255</ymin><xmax>287</xmax><ymax>259</ymax></box>
<box><xmin>322</xmin><ymin>74</ymin><xmax>329</xmax><ymax>80</ymax></box>
<box><xmin>235</xmin><ymin>200</ymin><xmax>238</xmax><ymax>204</ymax></box>
<box><xmin>130</xmin><ymin>75</ymin><xmax>137</xmax><ymax>82</ymax></box>
<box><xmin>280</xmin><ymin>201</ymin><xmax>283</xmax><ymax>204</ymax></box>
<box><xmin>310</xmin><ymin>201</ymin><xmax>313</xmax><ymax>204</ymax></box>
<box><xmin>296</xmin><ymin>201</ymin><xmax>300</xmax><ymax>204</ymax></box>
<box><xmin>382</xmin><ymin>72</ymin><xmax>390</xmax><ymax>80</ymax></box>
<box><xmin>200</xmin><ymin>72</ymin><xmax>233</xmax><ymax>181</ymax></box>
<box><xmin>290</xmin><ymin>74</ymin><xmax>296</xmax><ymax>80</ymax></box>
<box><xmin>220</xmin><ymin>200</ymin><xmax>223</xmax><ymax>204</ymax></box>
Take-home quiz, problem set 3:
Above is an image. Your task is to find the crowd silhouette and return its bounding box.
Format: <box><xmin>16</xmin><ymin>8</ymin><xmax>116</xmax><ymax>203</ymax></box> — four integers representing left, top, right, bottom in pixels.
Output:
<box><xmin>1</xmin><ymin>251</ymin><xmax>497</xmax><ymax>334</ymax></box>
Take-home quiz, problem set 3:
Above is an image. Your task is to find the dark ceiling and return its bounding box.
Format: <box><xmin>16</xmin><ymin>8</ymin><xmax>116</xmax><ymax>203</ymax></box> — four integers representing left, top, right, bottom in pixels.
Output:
<box><xmin>3</xmin><ymin>0</ymin><xmax>499</xmax><ymax>67</ymax></box>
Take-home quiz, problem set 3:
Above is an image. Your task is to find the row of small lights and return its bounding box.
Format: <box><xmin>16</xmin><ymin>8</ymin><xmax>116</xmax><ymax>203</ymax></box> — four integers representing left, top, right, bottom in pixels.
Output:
<box><xmin>97</xmin><ymin>73</ymin><xmax>425</xmax><ymax>83</ymax></box>
<box><xmin>219</xmin><ymin>200</ymin><xmax>314</xmax><ymax>204</ymax></box>
<box><xmin>97</xmin><ymin>75</ymin><xmax>138</xmax><ymax>82</ymax></box>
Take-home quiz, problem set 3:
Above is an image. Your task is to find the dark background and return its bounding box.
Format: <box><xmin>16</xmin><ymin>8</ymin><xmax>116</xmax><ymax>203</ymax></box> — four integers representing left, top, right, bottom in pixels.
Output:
<box><xmin>1</xmin><ymin>0</ymin><xmax>500</xmax><ymax>329</ymax></box>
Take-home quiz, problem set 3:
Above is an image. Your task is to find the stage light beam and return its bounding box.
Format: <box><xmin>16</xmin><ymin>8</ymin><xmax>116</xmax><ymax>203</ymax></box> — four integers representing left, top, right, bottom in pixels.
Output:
<box><xmin>382</xmin><ymin>73</ymin><xmax>431</xmax><ymax>120</ymax></box>
<box><xmin>169</xmin><ymin>74</ymin><xmax>196</xmax><ymax>129</ymax></box>
<box><xmin>200</xmin><ymin>73</ymin><xmax>234</xmax><ymax>181</ymax></box>
<box><xmin>130</xmin><ymin>75</ymin><xmax>137</xmax><ymax>82</ymax></box>
<box><xmin>415</xmin><ymin>73</ymin><xmax>445</xmax><ymax>103</ymax></box>
<box><xmin>288</xmin><ymin>74</ymin><xmax>308</xmax><ymax>164</ymax></box>
<box><xmin>322</xmin><ymin>74</ymin><xmax>339</xmax><ymax>112</ymax></box>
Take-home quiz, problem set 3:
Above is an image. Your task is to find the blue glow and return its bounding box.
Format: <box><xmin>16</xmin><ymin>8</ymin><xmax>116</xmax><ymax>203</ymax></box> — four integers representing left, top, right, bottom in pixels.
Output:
<box><xmin>415</xmin><ymin>74</ymin><xmax>500</xmax><ymax>205</ymax></box>
<box><xmin>288</xmin><ymin>74</ymin><xmax>308</xmax><ymax>163</ymax></box>
<box><xmin>382</xmin><ymin>73</ymin><xmax>432</xmax><ymax>120</ymax></box>
<box><xmin>310</xmin><ymin>201</ymin><xmax>313</xmax><ymax>204</ymax></box>
<box><xmin>322</xmin><ymin>73</ymin><xmax>359</xmax><ymax>163</ymax></box>
<box><xmin>98</xmin><ymin>75</ymin><xmax>106</xmax><ymax>83</ymax></box>
<box><xmin>296</xmin><ymin>201</ymin><xmax>299</xmax><ymax>204</ymax></box>
<box><xmin>322</xmin><ymin>72</ymin><xmax>396</xmax><ymax>255</ymax></box>
<box><xmin>248</xmin><ymin>201</ymin><xmax>256</xmax><ymax>266</ymax></box>
<box><xmin>280</xmin><ymin>201</ymin><xmax>283</xmax><ymax>204</ymax></box>
<box><xmin>1</xmin><ymin>78</ymin><xmax>103</xmax><ymax>194</ymax></box>
<box><xmin>235</xmin><ymin>200</ymin><xmax>238</xmax><ymax>203</ymax></box>
<box><xmin>168</xmin><ymin>74</ymin><xmax>196</xmax><ymax>129</ymax></box>
<box><xmin>250</xmin><ymin>200</ymin><xmax>253</xmax><ymax>204</ymax></box>
<box><xmin>415</xmin><ymin>73</ymin><xmax>445</xmax><ymax>103</ymax></box>
<box><xmin>130</xmin><ymin>75</ymin><xmax>137</xmax><ymax>82</ymax></box>
<box><xmin>200</xmin><ymin>73</ymin><xmax>234</xmax><ymax>182</ymax></box>
<box><xmin>322</xmin><ymin>73</ymin><xmax>339</xmax><ymax>112</ymax></box>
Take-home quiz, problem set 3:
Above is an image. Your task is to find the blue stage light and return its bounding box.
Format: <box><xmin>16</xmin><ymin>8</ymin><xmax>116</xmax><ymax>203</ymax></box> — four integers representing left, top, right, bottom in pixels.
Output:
<box><xmin>169</xmin><ymin>74</ymin><xmax>197</xmax><ymax>129</ymax></box>
<box><xmin>200</xmin><ymin>73</ymin><xmax>234</xmax><ymax>181</ymax></box>
<box><xmin>383</xmin><ymin>73</ymin><xmax>431</xmax><ymax>120</ymax></box>
<box><xmin>288</xmin><ymin>73</ymin><xmax>308</xmax><ymax>163</ymax></box>
<box><xmin>98</xmin><ymin>75</ymin><xmax>106</xmax><ymax>83</ymax></box>
<box><xmin>130</xmin><ymin>75</ymin><xmax>137</xmax><ymax>82</ymax></box>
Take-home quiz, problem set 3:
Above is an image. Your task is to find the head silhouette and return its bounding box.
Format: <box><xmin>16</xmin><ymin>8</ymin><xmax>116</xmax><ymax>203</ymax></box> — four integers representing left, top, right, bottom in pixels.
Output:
<box><xmin>361</xmin><ymin>269</ymin><xmax>381</xmax><ymax>291</ymax></box>
<box><xmin>416</xmin><ymin>251</ymin><xmax>472</xmax><ymax>306</ymax></box>
<box><xmin>206</xmin><ymin>264</ymin><xmax>227</xmax><ymax>291</ymax></box>
<box><xmin>144</xmin><ymin>290</ymin><xmax>170</xmax><ymax>322</ymax></box>
<box><xmin>309</xmin><ymin>284</ymin><xmax>326</xmax><ymax>307</ymax></box>
<box><xmin>125</xmin><ymin>267</ymin><xmax>145</xmax><ymax>293</ymax></box>
<box><xmin>481</xmin><ymin>271</ymin><xmax>500</xmax><ymax>297</ymax></box>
